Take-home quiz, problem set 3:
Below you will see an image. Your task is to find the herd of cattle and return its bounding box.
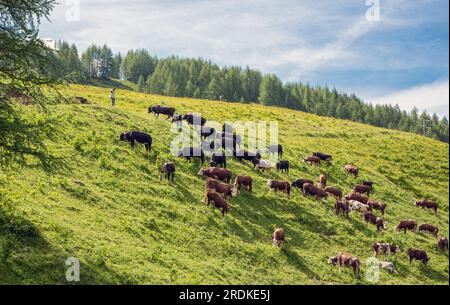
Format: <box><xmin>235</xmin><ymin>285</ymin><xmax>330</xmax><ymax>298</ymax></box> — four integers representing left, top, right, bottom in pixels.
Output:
<box><xmin>117</xmin><ymin>104</ymin><xmax>448</xmax><ymax>279</ymax></box>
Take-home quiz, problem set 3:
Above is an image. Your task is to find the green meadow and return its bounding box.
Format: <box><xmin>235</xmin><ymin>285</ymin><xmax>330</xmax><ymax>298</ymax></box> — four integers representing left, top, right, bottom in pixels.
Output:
<box><xmin>0</xmin><ymin>84</ymin><xmax>448</xmax><ymax>284</ymax></box>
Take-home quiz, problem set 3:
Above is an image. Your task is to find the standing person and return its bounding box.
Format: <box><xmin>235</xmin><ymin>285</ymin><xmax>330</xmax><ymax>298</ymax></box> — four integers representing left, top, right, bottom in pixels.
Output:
<box><xmin>110</xmin><ymin>88</ymin><xmax>116</xmax><ymax>107</ymax></box>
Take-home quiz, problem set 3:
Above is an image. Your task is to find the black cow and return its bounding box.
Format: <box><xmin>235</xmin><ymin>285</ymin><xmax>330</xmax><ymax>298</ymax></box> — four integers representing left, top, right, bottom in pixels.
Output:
<box><xmin>160</xmin><ymin>162</ymin><xmax>175</xmax><ymax>182</ymax></box>
<box><xmin>201</xmin><ymin>126</ymin><xmax>216</xmax><ymax>139</ymax></box>
<box><xmin>148</xmin><ymin>105</ymin><xmax>176</xmax><ymax>119</ymax></box>
<box><xmin>177</xmin><ymin>147</ymin><xmax>205</xmax><ymax>164</ymax></box>
<box><xmin>276</xmin><ymin>160</ymin><xmax>290</xmax><ymax>173</ymax></box>
<box><xmin>119</xmin><ymin>131</ymin><xmax>152</xmax><ymax>153</ymax></box>
<box><xmin>233</xmin><ymin>150</ymin><xmax>261</xmax><ymax>165</ymax></box>
<box><xmin>210</xmin><ymin>153</ymin><xmax>227</xmax><ymax>168</ymax></box>
<box><xmin>268</xmin><ymin>144</ymin><xmax>283</xmax><ymax>157</ymax></box>
<box><xmin>313</xmin><ymin>152</ymin><xmax>332</xmax><ymax>164</ymax></box>
<box><xmin>183</xmin><ymin>113</ymin><xmax>207</xmax><ymax>126</ymax></box>
<box><xmin>292</xmin><ymin>179</ymin><xmax>314</xmax><ymax>193</ymax></box>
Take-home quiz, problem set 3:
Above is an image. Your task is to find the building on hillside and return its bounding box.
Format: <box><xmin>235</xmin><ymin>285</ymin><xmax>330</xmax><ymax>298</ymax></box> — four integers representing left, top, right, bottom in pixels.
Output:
<box><xmin>41</xmin><ymin>38</ymin><xmax>58</xmax><ymax>50</ymax></box>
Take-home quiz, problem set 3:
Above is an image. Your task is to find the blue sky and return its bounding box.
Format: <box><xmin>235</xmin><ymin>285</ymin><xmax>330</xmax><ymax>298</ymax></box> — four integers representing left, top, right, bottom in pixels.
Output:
<box><xmin>40</xmin><ymin>0</ymin><xmax>449</xmax><ymax>116</ymax></box>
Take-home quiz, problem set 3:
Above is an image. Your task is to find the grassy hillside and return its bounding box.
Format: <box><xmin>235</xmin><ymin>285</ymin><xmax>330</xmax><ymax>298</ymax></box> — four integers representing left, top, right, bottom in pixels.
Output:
<box><xmin>0</xmin><ymin>84</ymin><xmax>448</xmax><ymax>284</ymax></box>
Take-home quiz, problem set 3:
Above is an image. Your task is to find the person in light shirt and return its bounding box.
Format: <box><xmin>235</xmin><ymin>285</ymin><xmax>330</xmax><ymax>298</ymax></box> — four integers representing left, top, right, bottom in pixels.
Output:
<box><xmin>110</xmin><ymin>88</ymin><xmax>116</xmax><ymax>107</ymax></box>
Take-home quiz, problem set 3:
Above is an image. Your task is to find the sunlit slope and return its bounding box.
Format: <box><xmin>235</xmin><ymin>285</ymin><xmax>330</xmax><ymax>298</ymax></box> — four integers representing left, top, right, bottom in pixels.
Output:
<box><xmin>0</xmin><ymin>84</ymin><xmax>448</xmax><ymax>284</ymax></box>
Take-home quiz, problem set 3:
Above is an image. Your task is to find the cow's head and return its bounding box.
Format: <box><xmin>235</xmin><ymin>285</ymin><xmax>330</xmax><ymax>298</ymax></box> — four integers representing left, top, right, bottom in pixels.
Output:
<box><xmin>423</xmin><ymin>256</ymin><xmax>430</xmax><ymax>264</ymax></box>
<box><xmin>119</xmin><ymin>132</ymin><xmax>127</xmax><ymax>141</ymax></box>
<box><xmin>266</xmin><ymin>180</ymin><xmax>273</xmax><ymax>187</ymax></box>
<box><xmin>393</xmin><ymin>246</ymin><xmax>401</xmax><ymax>254</ymax></box>
<box><xmin>197</xmin><ymin>169</ymin><xmax>206</xmax><ymax>177</ymax></box>
<box><xmin>148</xmin><ymin>106</ymin><xmax>153</xmax><ymax>113</ymax></box>
<box><xmin>328</xmin><ymin>256</ymin><xmax>338</xmax><ymax>266</ymax></box>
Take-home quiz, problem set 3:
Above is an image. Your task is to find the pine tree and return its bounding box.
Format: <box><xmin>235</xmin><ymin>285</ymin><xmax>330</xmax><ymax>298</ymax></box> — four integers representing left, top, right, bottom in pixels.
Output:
<box><xmin>137</xmin><ymin>75</ymin><xmax>146</xmax><ymax>92</ymax></box>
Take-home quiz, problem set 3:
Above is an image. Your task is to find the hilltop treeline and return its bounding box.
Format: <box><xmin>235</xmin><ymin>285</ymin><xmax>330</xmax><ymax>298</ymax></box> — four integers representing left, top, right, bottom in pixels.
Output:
<box><xmin>50</xmin><ymin>42</ymin><xmax>449</xmax><ymax>143</ymax></box>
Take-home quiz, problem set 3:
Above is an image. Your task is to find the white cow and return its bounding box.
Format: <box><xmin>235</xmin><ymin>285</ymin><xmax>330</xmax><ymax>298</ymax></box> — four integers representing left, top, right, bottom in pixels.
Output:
<box><xmin>256</xmin><ymin>160</ymin><xmax>273</xmax><ymax>172</ymax></box>
<box><xmin>348</xmin><ymin>200</ymin><xmax>371</xmax><ymax>213</ymax></box>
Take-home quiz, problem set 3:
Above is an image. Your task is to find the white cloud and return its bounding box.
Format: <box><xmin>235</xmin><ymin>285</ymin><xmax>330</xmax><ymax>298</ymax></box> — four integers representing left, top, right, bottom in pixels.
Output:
<box><xmin>366</xmin><ymin>79</ymin><xmax>449</xmax><ymax>116</ymax></box>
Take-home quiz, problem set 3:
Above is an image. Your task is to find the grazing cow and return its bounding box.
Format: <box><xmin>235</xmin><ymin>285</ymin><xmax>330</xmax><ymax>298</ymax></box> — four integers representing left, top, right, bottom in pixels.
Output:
<box><xmin>272</xmin><ymin>228</ymin><xmax>285</xmax><ymax>247</ymax></box>
<box><xmin>328</xmin><ymin>252</ymin><xmax>360</xmax><ymax>275</ymax></box>
<box><xmin>415</xmin><ymin>199</ymin><xmax>439</xmax><ymax>214</ymax></box>
<box><xmin>437</xmin><ymin>237</ymin><xmax>449</xmax><ymax>252</ymax></box>
<box><xmin>201</xmin><ymin>126</ymin><xmax>216</xmax><ymax>139</ymax></box>
<box><xmin>255</xmin><ymin>159</ymin><xmax>273</xmax><ymax>172</ymax></box>
<box><xmin>345</xmin><ymin>192</ymin><xmax>369</xmax><ymax>205</ymax></box>
<box><xmin>418</xmin><ymin>224</ymin><xmax>439</xmax><ymax>237</ymax></box>
<box><xmin>198</xmin><ymin>167</ymin><xmax>232</xmax><ymax>183</ymax></box>
<box><xmin>267</xmin><ymin>180</ymin><xmax>291</xmax><ymax>198</ymax></box>
<box><xmin>292</xmin><ymin>179</ymin><xmax>314</xmax><ymax>194</ymax></box>
<box><xmin>204</xmin><ymin>190</ymin><xmax>229</xmax><ymax>217</ymax></box>
<box><xmin>160</xmin><ymin>162</ymin><xmax>175</xmax><ymax>182</ymax></box>
<box><xmin>364</xmin><ymin>212</ymin><xmax>386</xmax><ymax>231</ymax></box>
<box><xmin>407</xmin><ymin>248</ymin><xmax>430</xmax><ymax>266</ymax></box>
<box><xmin>210</xmin><ymin>153</ymin><xmax>227</xmax><ymax>168</ymax></box>
<box><xmin>367</xmin><ymin>200</ymin><xmax>387</xmax><ymax>215</ymax></box>
<box><xmin>234</xmin><ymin>176</ymin><xmax>253</xmax><ymax>192</ymax></box>
<box><xmin>205</xmin><ymin>178</ymin><xmax>235</xmax><ymax>199</ymax></box>
<box><xmin>303</xmin><ymin>183</ymin><xmax>329</xmax><ymax>200</ymax></box>
<box><xmin>318</xmin><ymin>174</ymin><xmax>327</xmax><ymax>188</ymax></box>
<box><xmin>334</xmin><ymin>200</ymin><xmax>350</xmax><ymax>218</ymax></box>
<box><xmin>325</xmin><ymin>187</ymin><xmax>343</xmax><ymax>200</ymax></box>
<box><xmin>234</xmin><ymin>150</ymin><xmax>261</xmax><ymax>164</ymax></box>
<box><xmin>373</xmin><ymin>243</ymin><xmax>401</xmax><ymax>257</ymax></box>
<box><xmin>363</xmin><ymin>181</ymin><xmax>375</xmax><ymax>190</ymax></box>
<box><xmin>396</xmin><ymin>220</ymin><xmax>417</xmax><ymax>234</ymax></box>
<box><xmin>75</xmin><ymin>96</ymin><xmax>89</xmax><ymax>104</ymax></box>
<box><xmin>177</xmin><ymin>147</ymin><xmax>205</xmax><ymax>164</ymax></box>
<box><xmin>182</xmin><ymin>113</ymin><xmax>207</xmax><ymax>126</ymax></box>
<box><xmin>276</xmin><ymin>161</ymin><xmax>290</xmax><ymax>173</ymax></box>
<box><xmin>379</xmin><ymin>261</ymin><xmax>398</xmax><ymax>274</ymax></box>
<box><xmin>353</xmin><ymin>185</ymin><xmax>372</xmax><ymax>196</ymax></box>
<box><xmin>348</xmin><ymin>200</ymin><xmax>371</xmax><ymax>214</ymax></box>
<box><xmin>119</xmin><ymin>131</ymin><xmax>152</xmax><ymax>153</ymax></box>
<box><xmin>303</xmin><ymin>156</ymin><xmax>321</xmax><ymax>166</ymax></box>
<box><xmin>268</xmin><ymin>144</ymin><xmax>283</xmax><ymax>157</ymax></box>
<box><xmin>344</xmin><ymin>165</ymin><xmax>359</xmax><ymax>177</ymax></box>
<box><xmin>148</xmin><ymin>105</ymin><xmax>176</xmax><ymax>119</ymax></box>
<box><xmin>313</xmin><ymin>152</ymin><xmax>332</xmax><ymax>164</ymax></box>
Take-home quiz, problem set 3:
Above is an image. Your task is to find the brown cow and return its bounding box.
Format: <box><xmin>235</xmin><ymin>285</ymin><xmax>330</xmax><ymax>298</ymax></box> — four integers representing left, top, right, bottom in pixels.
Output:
<box><xmin>415</xmin><ymin>199</ymin><xmax>439</xmax><ymax>214</ymax></box>
<box><xmin>407</xmin><ymin>248</ymin><xmax>430</xmax><ymax>265</ymax></box>
<box><xmin>303</xmin><ymin>156</ymin><xmax>321</xmax><ymax>166</ymax></box>
<box><xmin>205</xmin><ymin>178</ymin><xmax>235</xmax><ymax>199</ymax></box>
<box><xmin>334</xmin><ymin>200</ymin><xmax>350</xmax><ymax>218</ymax></box>
<box><xmin>345</xmin><ymin>192</ymin><xmax>369</xmax><ymax>205</ymax></box>
<box><xmin>328</xmin><ymin>252</ymin><xmax>360</xmax><ymax>275</ymax></box>
<box><xmin>272</xmin><ymin>228</ymin><xmax>285</xmax><ymax>247</ymax></box>
<box><xmin>437</xmin><ymin>237</ymin><xmax>449</xmax><ymax>252</ymax></box>
<box><xmin>418</xmin><ymin>224</ymin><xmax>439</xmax><ymax>237</ymax></box>
<box><xmin>318</xmin><ymin>174</ymin><xmax>327</xmax><ymax>189</ymax></box>
<box><xmin>303</xmin><ymin>183</ymin><xmax>329</xmax><ymax>200</ymax></box>
<box><xmin>344</xmin><ymin>165</ymin><xmax>359</xmax><ymax>177</ymax></box>
<box><xmin>353</xmin><ymin>185</ymin><xmax>372</xmax><ymax>196</ymax></box>
<box><xmin>234</xmin><ymin>176</ymin><xmax>252</xmax><ymax>193</ymax></box>
<box><xmin>367</xmin><ymin>200</ymin><xmax>387</xmax><ymax>215</ymax></box>
<box><xmin>267</xmin><ymin>180</ymin><xmax>291</xmax><ymax>198</ymax></box>
<box><xmin>325</xmin><ymin>186</ymin><xmax>343</xmax><ymax>200</ymax></box>
<box><xmin>198</xmin><ymin>167</ymin><xmax>232</xmax><ymax>183</ymax></box>
<box><xmin>364</xmin><ymin>212</ymin><xmax>386</xmax><ymax>231</ymax></box>
<box><xmin>396</xmin><ymin>220</ymin><xmax>417</xmax><ymax>234</ymax></box>
<box><xmin>204</xmin><ymin>190</ymin><xmax>229</xmax><ymax>217</ymax></box>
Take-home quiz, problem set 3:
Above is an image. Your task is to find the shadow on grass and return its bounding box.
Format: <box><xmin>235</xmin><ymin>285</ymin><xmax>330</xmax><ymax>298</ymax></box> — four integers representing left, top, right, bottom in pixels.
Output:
<box><xmin>0</xmin><ymin>207</ymin><xmax>122</xmax><ymax>284</ymax></box>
